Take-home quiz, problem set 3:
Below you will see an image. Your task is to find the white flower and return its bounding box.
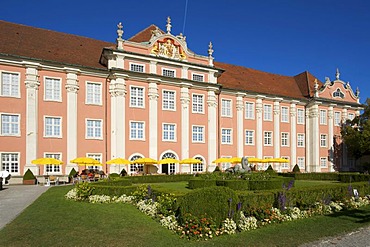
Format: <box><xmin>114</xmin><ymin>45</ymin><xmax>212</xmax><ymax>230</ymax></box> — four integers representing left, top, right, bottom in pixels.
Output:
<box><xmin>238</xmin><ymin>212</ymin><xmax>257</xmax><ymax>231</ymax></box>
<box><xmin>221</xmin><ymin>218</ymin><xmax>237</xmax><ymax>235</ymax></box>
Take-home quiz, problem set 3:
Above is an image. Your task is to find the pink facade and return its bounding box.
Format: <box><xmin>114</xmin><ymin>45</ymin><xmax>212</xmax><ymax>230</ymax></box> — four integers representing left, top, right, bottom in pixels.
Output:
<box><xmin>0</xmin><ymin>19</ymin><xmax>363</xmax><ymax>180</ymax></box>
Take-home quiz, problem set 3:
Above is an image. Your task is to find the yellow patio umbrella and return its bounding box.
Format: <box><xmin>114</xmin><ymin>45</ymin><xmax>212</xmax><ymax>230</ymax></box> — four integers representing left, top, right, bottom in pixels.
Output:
<box><xmin>106</xmin><ymin>158</ymin><xmax>131</xmax><ymax>165</ymax></box>
<box><xmin>158</xmin><ymin>158</ymin><xmax>180</xmax><ymax>164</ymax></box>
<box><xmin>229</xmin><ymin>157</ymin><xmax>242</xmax><ymax>163</ymax></box>
<box><xmin>212</xmin><ymin>157</ymin><xmax>232</xmax><ymax>163</ymax></box>
<box><xmin>31</xmin><ymin>158</ymin><xmax>63</xmax><ymax>165</ymax></box>
<box><xmin>70</xmin><ymin>157</ymin><xmax>102</xmax><ymax>166</ymax></box>
<box><xmin>270</xmin><ymin>158</ymin><xmax>290</xmax><ymax>163</ymax></box>
<box><xmin>247</xmin><ymin>158</ymin><xmax>264</xmax><ymax>163</ymax></box>
<box><xmin>132</xmin><ymin>157</ymin><xmax>158</xmax><ymax>165</ymax></box>
<box><xmin>179</xmin><ymin>158</ymin><xmax>203</xmax><ymax>164</ymax></box>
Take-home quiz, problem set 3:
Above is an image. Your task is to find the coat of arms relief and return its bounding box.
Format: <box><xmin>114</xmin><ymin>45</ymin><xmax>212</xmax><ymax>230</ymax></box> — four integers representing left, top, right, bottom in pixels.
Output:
<box><xmin>151</xmin><ymin>38</ymin><xmax>186</xmax><ymax>60</ymax></box>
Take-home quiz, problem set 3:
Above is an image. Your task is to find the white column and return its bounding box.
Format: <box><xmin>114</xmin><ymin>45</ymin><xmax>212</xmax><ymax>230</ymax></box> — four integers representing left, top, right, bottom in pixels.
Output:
<box><xmin>181</xmin><ymin>66</ymin><xmax>188</xmax><ymax>79</ymax></box>
<box><xmin>328</xmin><ymin>105</ymin><xmax>334</xmax><ymax>172</ymax></box>
<box><xmin>207</xmin><ymin>88</ymin><xmax>218</xmax><ymax>171</ymax></box>
<box><xmin>305</xmin><ymin>110</ymin><xmax>310</xmax><ymax>172</ymax></box>
<box><xmin>65</xmin><ymin>70</ymin><xmax>80</xmax><ymax>175</ymax></box>
<box><xmin>24</xmin><ymin>65</ymin><xmax>40</xmax><ymax>175</ymax></box>
<box><xmin>290</xmin><ymin>103</ymin><xmax>297</xmax><ymax>172</ymax></box>
<box><xmin>180</xmin><ymin>84</ymin><xmax>190</xmax><ymax>173</ymax></box>
<box><xmin>148</xmin><ymin>81</ymin><xmax>159</xmax><ymax>168</ymax></box>
<box><xmin>116</xmin><ymin>54</ymin><xmax>125</xmax><ymax>69</ymax></box>
<box><xmin>109</xmin><ymin>74</ymin><xmax>127</xmax><ymax>173</ymax></box>
<box><xmin>273</xmin><ymin>101</ymin><xmax>280</xmax><ymax>162</ymax></box>
<box><xmin>236</xmin><ymin>94</ymin><xmax>244</xmax><ymax>158</ymax></box>
<box><xmin>341</xmin><ymin>108</ymin><xmax>348</xmax><ymax>169</ymax></box>
<box><xmin>150</xmin><ymin>61</ymin><xmax>157</xmax><ymax>74</ymax></box>
<box><xmin>309</xmin><ymin>105</ymin><xmax>319</xmax><ymax>172</ymax></box>
<box><xmin>256</xmin><ymin>98</ymin><xmax>263</xmax><ymax>160</ymax></box>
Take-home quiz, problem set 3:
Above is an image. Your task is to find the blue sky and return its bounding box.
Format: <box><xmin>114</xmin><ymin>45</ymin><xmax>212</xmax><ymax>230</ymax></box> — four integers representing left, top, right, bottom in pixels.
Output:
<box><xmin>2</xmin><ymin>0</ymin><xmax>370</xmax><ymax>103</ymax></box>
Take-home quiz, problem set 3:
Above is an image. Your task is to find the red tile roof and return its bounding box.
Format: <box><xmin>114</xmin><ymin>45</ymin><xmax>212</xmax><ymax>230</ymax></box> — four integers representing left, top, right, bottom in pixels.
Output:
<box><xmin>0</xmin><ymin>20</ymin><xmax>114</xmax><ymax>69</ymax></box>
<box><xmin>128</xmin><ymin>24</ymin><xmax>164</xmax><ymax>43</ymax></box>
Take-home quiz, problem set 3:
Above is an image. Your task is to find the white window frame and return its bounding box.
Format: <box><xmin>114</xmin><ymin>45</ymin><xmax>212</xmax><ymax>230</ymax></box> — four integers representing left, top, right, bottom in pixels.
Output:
<box><xmin>221</xmin><ymin>128</ymin><xmax>232</xmax><ymax>144</ymax></box>
<box><xmin>245</xmin><ymin>130</ymin><xmax>254</xmax><ymax>145</ymax></box>
<box><xmin>263</xmin><ymin>156</ymin><xmax>273</xmax><ymax>169</ymax></box>
<box><xmin>348</xmin><ymin>113</ymin><xmax>355</xmax><ymax>120</ymax></box>
<box><xmin>264</xmin><ymin>131</ymin><xmax>273</xmax><ymax>146</ymax></box>
<box><xmin>129</xmin><ymin>62</ymin><xmax>145</xmax><ymax>73</ymax></box>
<box><xmin>281</xmin><ymin>106</ymin><xmax>289</xmax><ymax>123</ymax></box>
<box><xmin>44</xmin><ymin>76</ymin><xmax>62</xmax><ymax>102</ymax></box>
<box><xmin>334</xmin><ymin>112</ymin><xmax>341</xmax><ymax>126</ymax></box>
<box><xmin>129</xmin><ymin>121</ymin><xmax>145</xmax><ymax>140</ymax></box>
<box><xmin>1</xmin><ymin>113</ymin><xmax>20</xmax><ymax>136</ymax></box>
<box><xmin>1</xmin><ymin>152</ymin><xmax>20</xmax><ymax>175</ymax></box>
<box><xmin>162</xmin><ymin>123</ymin><xmax>176</xmax><ymax>142</ymax></box>
<box><xmin>86</xmin><ymin>153</ymin><xmax>102</xmax><ymax>170</ymax></box>
<box><xmin>320</xmin><ymin>157</ymin><xmax>327</xmax><ymax>167</ymax></box>
<box><xmin>297</xmin><ymin>133</ymin><xmax>305</xmax><ymax>147</ymax></box>
<box><xmin>264</xmin><ymin>104</ymin><xmax>272</xmax><ymax>121</ymax></box>
<box><xmin>281</xmin><ymin>156</ymin><xmax>290</xmax><ymax>169</ymax></box>
<box><xmin>0</xmin><ymin>71</ymin><xmax>20</xmax><ymax>98</ymax></box>
<box><xmin>297</xmin><ymin>157</ymin><xmax>305</xmax><ymax>169</ymax></box>
<box><xmin>85</xmin><ymin>81</ymin><xmax>102</xmax><ymax>105</ymax></box>
<box><xmin>192</xmin><ymin>94</ymin><xmax>204</xmax><ymax>114</ymax></box>
<box><xmin>281</xmin><ymin>132</ymin><xmax>289</xmax><ymax>147</ymax></box>
<box><xmin>320</xmin><ymin>110</ymin><xmax>327</xmax><ymax>125</ymax></box>
<box><xmin>221</xmin><ymin>99</ymin><xmax>232</xmax><ymax>117</ymax></box>
<box><xmin>130</xmin><ymin>155</ymin><xmax>144</xmax><ymax>173</ymax></box>
<box><xmin>192</xmin><ymin>156</ymin><xmax>204</xmax><ymax>172</ymax></box>
<box><xmin>44</xmin><ymin>153</ymin><xmax>62</xmax><ymax>174</ymax></box>
<box><xmin>297</xmin><ymin>109</ymin><xmax>305</xmax><ymax>124</ymax></box>
<box><xmin>192</xmin><ymin>125</ymin><xmax>205</xmax><ymax>143</ymax></box>
<box><xmin>162</xmin><ymin>90</ymin><xmax>176</xmax><ymax>111</ymax></box>
<box><xmin>320</xmin><ymin>134</ymin><xmax>327</xmax><ymax>147</ymax></box>
<box><xmin>192</xmin><ymin>73</ymin><xmax>204</xmax><ymax>82</ymax></box>
<box><xmin>162</xmin><ymin>68</ymin><xmax>176</xmax><ymax>78</ymax></box>
<box><xmin>85</xmin><ymin>119</ymin><xmax>103</xmax><ymax>140</ymax></box>
<box><xmin>44</xmin><ymin>116</ymin><xmax>62</xmax><ymax>138</ymax></box>
<box><xmin>245</xmin><ymin>102</ymin><xmax>255</xmax><ymax>119</ymax></box>
<box><xmin>129</xmin><ymin>86</ymin><xmax>145</xmax><ymax>108</ymax></box>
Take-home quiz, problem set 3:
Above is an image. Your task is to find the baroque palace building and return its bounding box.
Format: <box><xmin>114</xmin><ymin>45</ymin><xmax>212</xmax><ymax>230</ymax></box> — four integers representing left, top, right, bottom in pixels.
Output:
<box><xmin>0</xmin><ymin>18</ymin><xmax>362</xmax><ymax>179</ymax></box>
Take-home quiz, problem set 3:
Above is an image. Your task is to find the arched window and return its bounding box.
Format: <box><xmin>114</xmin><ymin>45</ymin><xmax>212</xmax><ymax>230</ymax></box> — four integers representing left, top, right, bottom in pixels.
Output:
<box><xmin>192</xmin><ymin>157</ymin><xmax>204</xmax><ymax>172</ymax></box>
<box><xmin>333</xmin><ymin>88</ymin><xmax>344</xmax><ymax>99</ymax></box>
<box><xmin>161</xmin><ymin>152</ymin><xmax>176</xmax><ymax>174</ymax></box>
<box><xmin>130</xmin><ymin>155</ymin><xmax>143</xmax><ymax>173</ymax></box>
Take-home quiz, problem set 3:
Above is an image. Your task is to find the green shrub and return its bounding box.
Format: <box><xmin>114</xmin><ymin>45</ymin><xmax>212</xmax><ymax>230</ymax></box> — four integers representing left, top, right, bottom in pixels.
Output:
<box><xmin>292</xmin><ymin>164</ymin><xmax>300</xmax><ymax>173</ymax></box>
<box><xmin>23</xmin><ymin>169</ymin><xmax>36</xmax><ymax>180</ymax></box>
<box><xmin>188</xmin><ymin>178</ymin><xmax>217</xmax><ymax>189</ymax></box>
<box><xmin>238</xmin><ymin>190</ymin><xmax>276</xmax><ymax>213</ymax></box>
<box><xmin>75</xmin><ymin>182</ymin><xmax>94</xmax><ymax>200</ymax></box>
<box><xmin>248</xmin><ymin>178</ymin><xmax>291</xmax><ymax>190</ymax></box>
<box><xmin>213</xmin><ymin>166</ymin><xmax>221</xmax><ymax>173</ymax></box>
<box><xmin>68</xmin><ymin>168</ymin><xmax>77</xmax><ymax>178</ymax></box>
<box><xmin>92</xmin><ymin>185</ymin><xmax>138</xmax><ymax>196</ymax></box>
<box><xmin>128</xmin><ymin>174</ymin><xmax>193</xmax><ymax>184</ymax></box>
<box><xmin>178</xmin><ymin>186</ymin><xmax>240</xmax><ymax>227</ymax></box>
<box><xmin>218</xmin><ymin>180</ymin><xmax>249</xmax><ymax>190</ymax></box>
<box><xmin>96</xmin><ymin>178</ymin><xmax>132</xmax><ymax>186</ymax></box>
<box><xmin>293</xmin><ymin>173</ymin><xmax>339</xmax><ymax>181</ymax></box>
<box><xmin>120</xmin><ymin>168</ymin><xmax>128</xmax><ymax>177</ymax></box>
<box><xmin>109</xmin><ymin>173</ymin><xmax>120</xmax><ymax>178</ymax></box>
<box><xmin>339</xmin><ymin>173</ymin><xmax>370</xmax><ymax>183</ymax></box>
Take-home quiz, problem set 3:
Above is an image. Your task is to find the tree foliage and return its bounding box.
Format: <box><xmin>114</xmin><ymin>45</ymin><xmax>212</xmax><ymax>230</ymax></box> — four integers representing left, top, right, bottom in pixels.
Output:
<box><xmin>341</xmin><ymin>98</ymin><xmax>370</xmax><ymax>160</ymax></box>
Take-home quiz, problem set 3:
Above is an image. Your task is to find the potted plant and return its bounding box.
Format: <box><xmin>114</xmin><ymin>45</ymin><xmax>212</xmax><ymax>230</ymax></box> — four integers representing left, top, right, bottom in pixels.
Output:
<box><xmin>23</xmin><ymin>169</ymin><xmax>37</xmax><ymax>185</ymax></box>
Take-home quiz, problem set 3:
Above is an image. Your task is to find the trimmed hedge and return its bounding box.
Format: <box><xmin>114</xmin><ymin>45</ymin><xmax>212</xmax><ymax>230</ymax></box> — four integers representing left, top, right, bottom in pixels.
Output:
<box><xmin>216</xmin><ymin>180</ymin><xmax>249</xmax><ymax>190</ymax></box>
<box><xmin>248</xmin><ymin>177</ymin><xmax>293</xmax><ymax>191</ymax></box>
<box><xmin>96</xmin><ymin>179</ymin><xmax>132</xmax><ymax>187</ymax></box>
<box><xmin>178</xmin><ymin>186</ymin><xmax>240</xmax><ymax>227</ymax></box>
<box><xmin>280</xmin><ymin>172</ymin><xmax>370</xmax><ymax>183</ymax></box>
<box><xmin>92</xmin><ymin>185</ymin><xmax>138</xmax><ymax>196</ymax></box>
<box><xmin>339</xmin><ymin>173</ymin><xmax>370</xmax><ymax>183</ymax></box>
<box><xmin>188</xmin><ymin>179</ymin><xmax>217</xmax><ymax>189</ymax></box>
<box><xmin>128</xmin><ymin>174</ymin><xmax>194</xmax><ymax>184</ymax></box>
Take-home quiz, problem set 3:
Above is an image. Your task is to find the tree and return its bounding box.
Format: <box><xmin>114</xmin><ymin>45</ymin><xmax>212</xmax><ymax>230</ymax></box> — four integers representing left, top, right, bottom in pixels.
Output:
<box><xmin>341</xmin><ymin>98</ymin><xmax>370</xmax><ymax>160</ymax></box>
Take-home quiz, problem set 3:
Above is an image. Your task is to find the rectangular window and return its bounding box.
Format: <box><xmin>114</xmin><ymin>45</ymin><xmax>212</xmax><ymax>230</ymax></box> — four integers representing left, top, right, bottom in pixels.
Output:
<box><xmin>348</xmin><ymin>113</ymin><xmax>355</xmax><ymax>120</ymax></box>
<box><xmin>192</xmin><ymin>126</ymin><xmax>204</xmax><ymax>142</ymax></box>
<box><xmin>1</xmin><ymin>153</ymin><xmax>19</xmax><ymax>173</ymax></box>
<box><xmin>264</xmin><ymin>104</ymin><xmax>272</xmax><ymax>121</ymax></box>
<box><xmin>297</xmin><ymin>109</ymin><xmax>305</xmax><ymax>124</ymax></box>
<box><xmin>1</xmin><ymin>72</ymin><xmax>19</xmax><ymax>97</ymax></box>
<box><xmin>86</xmin><ymin>119</ymin><xmax>102</xmax><ymax>139</ymax></box>
<box><xmin>130</xmin><ymin>86</ymin><xmax>144</xmax><ymax>107</ymax></box>
<box><xmin>45</xmin><ymin>153</ymin><xmax>61</xmax><ymax>173</ymax></box>
<box><xmin>45</xmin><ymin>77</ymin><xmax>61</xmax><ymax>101</ymax></box>
<box><xmin>281</xmin><ymin>107</ymin><xmax>289</xmax><ymax>123</ymax></box>
<box><xmin>162</xmin><ymin>90</ymin><xmax>175</xmax><ymax>110</ymax></box>
<box><xmin>320</xmin><ymin>157</ymin><xmax>327</xmax><ymax>167</ymax></box>
<box><xmin>221</xmin><ymin>99</ymin><xmax>232</xmax><ymax>117</ymax></box>
<box><xmin>245</xmin><ymin>102</ymin><xmax>254</xmax><ymax>119</ymax></box>
<box><xmin>281</xmin><ymin>132</ymin><xmax>289</xmax><ymax>146</ymax></box>
<box><xmin>162</xmin><ymin>68</ymin><xmax>175</xmax><ymax>77</ymax></box>
<box><xmin>281</xmin><ymin>157</ymin><xmax>290</xmax><ymax>169</ymax></box>
<box><xmin>297</xmin><ymin>134</ymin><xmax>305</xmax><ymax>147</ymax></box>
<box><xmin>130</xmin><ymin>63</ymin><xmax>144</xmax><ymax>73</ymax></box>
<box><xmin>1</xmin><ymin>114</ymin><xmax>20</xmax><ymax>136</ymax></box>
<box><xmin>334</xmin><ymin>112</ymin><xmax>341</xmax><ymax>126</ymax></box>
<box><xmin>163</xmin><ymin>123</ymin><xmax>176</xmax><ymax>141</ymax></box>
<box><xmin>264</xmin><ymin>131</ymin><xmax>272</xmax><ymax>146</ymax></box>
<box><xmin>87</xmin><ymin>153</ymin><xmax>102</xmax><ymax>170</ymax></box>
<box><xmin>86</xmin><ymin>82</ymin><xmax>101</xmax><ymax>105</ymax></box>
<box><xmin>221</xmin><ymin>129</ymin><xmax>232</xmax><ymax>144</ymax></box>
<box><xmin>44</xmin><ymin>117</ymin><xmax>61</xmax><ymax>137</ymax></box>
<box><xmin>192</xmin><ymin>74</ymin><xmax>204</xmax><ymax>82</ymax></box>
<box><xmin>320</xmin><ymin>110</ymin><xmax>327</xmax><ymax>125</ymax></box>
<box><xmin>320</xmin><ymin>134</ymin><xmax>327</xmax><ymax>147</ymax></box>
<box><xmin>130</xmin><ymin>121</ymin><xmax>144</xmax><ymax>140</ymax></box>
<box><xmin>297</xmin><ymin>157</ymin><xmax>305</xmax><ymax>169</ymax></box>
<box><xmin>192</xmin><ymin>94</ymin><xmax>204</xmax><ymax>113</ymax></box>
<box><xmin>245</xmin><ymin>130</ymin><xmax>254</xmax><ymax>145</ymax></box>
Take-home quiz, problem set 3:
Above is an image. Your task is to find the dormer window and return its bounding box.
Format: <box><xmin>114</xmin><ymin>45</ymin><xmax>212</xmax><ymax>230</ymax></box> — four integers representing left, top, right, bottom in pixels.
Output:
<box><xmin>333</xmin><ymin>88</ymin><xmax>344</xmax><ymax>99</ymax></box>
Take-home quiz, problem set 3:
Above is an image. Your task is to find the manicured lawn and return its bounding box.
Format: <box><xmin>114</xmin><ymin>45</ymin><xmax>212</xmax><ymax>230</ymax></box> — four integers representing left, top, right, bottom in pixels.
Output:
<box><xmin>0</xmin><ymin>185</ymin><xmax>369</xmax><ymax>247</ymax></box>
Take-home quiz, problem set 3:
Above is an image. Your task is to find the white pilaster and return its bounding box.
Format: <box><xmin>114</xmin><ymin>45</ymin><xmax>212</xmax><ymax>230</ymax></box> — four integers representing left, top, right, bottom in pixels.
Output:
<box><xmin>24</xmin><ymin>65</ymin><xmax>40</xmax><ymax>175</ymax></box>
<box><xmin>290</xmin><ymin>103</ymin><xmax>297</xmax><ymax>172</ymax></box>
<box><xmin>65</xmin><ymin>70</ymin><xmax>80</xmax><ymax>174</ymax></box>
<box><xmin>148</xmin><ymin>81</ymin><xmax>159</xmax><ymax>167</ymax></box>
<box><xmin>109</xmin><ymin>74</ymin><xmax>127</xmax><ymax>173</ymax></box>
<box><xmin>236</xmin><ymin>94</ymin><xmax>244</xmax><ymax>157</ymax></box>
<box><xmin>341</xmin><ymin>108</ymin><xmax>348</xmax><ymax>169</ymax></box>
<box><xmin>150</xmin><ymin>61</ymin><xmax>157</xmax><ymax>74</ymax></box>
<box><xmin>273</xmin><ymin>101</ymin><xmax>280</xmax><ymax>167</ymax></box>
<box><xmin>328</xmin><ymin>105</ymin><xmax>334</xmax><ymax>172</ymax></box>
<box><xmin>256</xmin><ymin>98</ymin><xmax>263</xmax><ymax>159</ymax></box>
<box><xmin>305</xmin><ymin>110</ymin><xmax>310</xmax><ymax>172</ymax></box>
<box><xmin>180</xmin><ymin>84</ymin><xmax>190</xmax><ymax>173</ymax></box>
<box><xmin>310</xmin><ymin>105</ymin><xmax>320</xmax><ymax>172</ymax></box>
<box><xmin>181</xmin><ymin>66</ymin><xmax>188</xmax><ymax>79</ymax></box>
<box><xmin>207</xmin><ymin>88</ymin><xmax>218</xmax><ymax>171</ymax></box>
<box><xmin>116</xmin><ymin>54</ymin><xmax>125</xmax><ymax>69</ymax></box>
